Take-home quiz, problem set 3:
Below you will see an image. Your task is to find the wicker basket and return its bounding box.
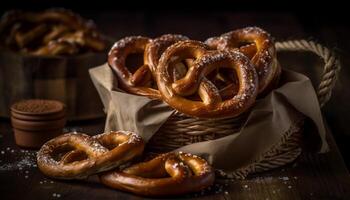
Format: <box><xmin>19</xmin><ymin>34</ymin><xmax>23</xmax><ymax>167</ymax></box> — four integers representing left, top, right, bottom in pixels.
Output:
<box><xmin>146</xmin><ymin>40</ymin><xmax>340</xmax><ymax>178</ymax></box>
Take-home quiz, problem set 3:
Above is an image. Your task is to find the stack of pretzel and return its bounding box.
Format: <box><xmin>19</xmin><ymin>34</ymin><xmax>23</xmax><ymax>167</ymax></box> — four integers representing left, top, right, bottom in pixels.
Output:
<box><xmin>0</xmin><ymin>8</ymin><xmax>107</xmax><ymax>56</ymax></box>
<box><xmin>108</xmin><ymin>27</ymin><xmax>281</xmax><ymax>119</ymax></box>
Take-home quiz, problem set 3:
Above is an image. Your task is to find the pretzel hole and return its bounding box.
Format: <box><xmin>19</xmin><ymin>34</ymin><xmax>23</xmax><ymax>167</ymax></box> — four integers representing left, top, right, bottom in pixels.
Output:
<box><xmin>61</xmin><ymin>150</ymin><xmax>88</xmax><ymax>164</ymax></box>
<box><xmin>239</xmin><ymin>43</ymin><xmax>257</xmax><ymax>59</ymax></box>
<box><xmin>96</xmin><ymin>135</ymin><xmax>128</xmax><ymax>150</ymax></box>
<box><xmin>206</xmin><ymin>68</ymin><xmax>239</xmax><ymax>100</ymax></box>
<box><xmin>125</xmin><ymin>52</ymin><xmax>144</xmax><ymax>73</ymax></box>
<box><xmin>237</xmin><ymin>41</ymin><xmax>253</xmax><ymax>47</ymax></box>
<box><xmin>170</xmin><ymin>58</ymin><xmax>194</xmax><ymax>81</ymax></box>
<box><xmin>50</xmin><ymin>144</ymin><xmax>88</xmax><ymax>163</ymax></box>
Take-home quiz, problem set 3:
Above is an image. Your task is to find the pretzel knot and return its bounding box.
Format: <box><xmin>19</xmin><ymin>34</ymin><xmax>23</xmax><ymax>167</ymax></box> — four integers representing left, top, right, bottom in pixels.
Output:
<box><xmin>156</xmin><ymin>40</ymin><xmax>259</xmax><ymax>118</ymax></box>
<box><xmin>205</xmin><ymin>27</ymin><xmax>281</xmax><ymax>95</ymax></box>
<box><xmin>37</xmin><ymin>131</ymin><xmax>145</xmax><ymax>179</ymax></box>
<box><xmin>100</xmin><ymin>152</ymin><xmax>215</xmax><ymax>197</ymax></box>
<box><xmin>108</xmin><ymin>35</ymin><xmax>188</xmax><ymax>99</ymax></box>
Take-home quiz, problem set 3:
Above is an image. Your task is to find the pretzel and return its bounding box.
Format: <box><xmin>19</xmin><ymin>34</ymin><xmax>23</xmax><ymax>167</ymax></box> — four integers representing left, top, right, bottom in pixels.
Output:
<box><xmin>37</xmin><ymin>131</ymin><xmax>145</xmax><ymax>179</ymax></box>
<box><xmin>156</xmin><ymin>40</ymin><xmax>258</xmax><ymax>118</ymax></box>
<box><xmin>108</xmin><ymin>36</ymin><xmax>161</xmax><ymax>99</ymax></box>
<box><xmin>100</xmin><ymin>152</ymin><xmax>215</xmax><ymax>196</ymax></box>
<box><xmin>205</xmin><ymin>27</ymin><xmax>281</xmax><ymax>95</ymax></box>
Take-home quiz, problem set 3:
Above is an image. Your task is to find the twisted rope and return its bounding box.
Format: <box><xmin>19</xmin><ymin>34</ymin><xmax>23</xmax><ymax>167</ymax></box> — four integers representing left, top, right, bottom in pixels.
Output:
<box><xmin>276</xmin><ymin>40</ymin><xmax>341</xmax><ymax>107</ymax></box>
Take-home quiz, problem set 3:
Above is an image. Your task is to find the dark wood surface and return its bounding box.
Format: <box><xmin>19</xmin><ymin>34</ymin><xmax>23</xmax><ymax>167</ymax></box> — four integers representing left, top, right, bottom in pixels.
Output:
<box><xmin>1</xmin><ymin>118</ymin><xmax>350</xmax><ymax>200</ymax></box>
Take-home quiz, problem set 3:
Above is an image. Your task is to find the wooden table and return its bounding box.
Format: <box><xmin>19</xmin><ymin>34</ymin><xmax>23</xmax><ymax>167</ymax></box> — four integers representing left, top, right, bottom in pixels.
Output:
<box><xmin>1</xmin><ymin>118</ymin><xmax>350</xmax><ymax>200</ymax></box>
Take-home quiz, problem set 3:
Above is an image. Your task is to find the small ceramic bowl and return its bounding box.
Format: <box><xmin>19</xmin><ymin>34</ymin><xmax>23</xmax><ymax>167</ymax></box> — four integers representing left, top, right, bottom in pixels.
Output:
<box><xmin>10</xmin><ymin>99</ymin><xmax>66</xmax><ymax>148</ymax></box>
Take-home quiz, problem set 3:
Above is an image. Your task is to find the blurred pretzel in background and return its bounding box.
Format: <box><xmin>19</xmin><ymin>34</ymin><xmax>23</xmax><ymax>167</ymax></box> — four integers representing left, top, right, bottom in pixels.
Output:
<box><xmin>0</xmin><ymin>8</ymin><xmax>107</xmax><ymax>56</ymax></box>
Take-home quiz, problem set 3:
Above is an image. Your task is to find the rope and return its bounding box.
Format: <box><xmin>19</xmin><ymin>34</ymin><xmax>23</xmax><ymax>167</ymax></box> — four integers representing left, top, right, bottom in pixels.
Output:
<box><xmin>276</xmin><ymin>40</ymin><xmax>341</xmax><ymax>107</ymax></box>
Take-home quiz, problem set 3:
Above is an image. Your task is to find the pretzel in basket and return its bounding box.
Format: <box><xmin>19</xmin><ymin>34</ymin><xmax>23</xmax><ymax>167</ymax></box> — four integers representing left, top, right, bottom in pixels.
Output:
<box><xmin>100</xmin><ymin>152</ymin><xmax>215</xmax><ymax>196</ymax></box>
<box><xmin>37</xmin><ymin>131</ymin><xmax>145</xmax><ymax>179</ymax></box>
<box><xmin>108</xmin><ymin>36</ymin><xmax>163</xmax><ymax>99</ymax></box>
<box><xmin>205</xmin><ymin>27</ymin><xmax>281</xmax><ymax>95</ymax></box>
<box><xmin>156</xmin><ymin>40</ymin><xmax>259</xmax><ymax>118</ymax></box>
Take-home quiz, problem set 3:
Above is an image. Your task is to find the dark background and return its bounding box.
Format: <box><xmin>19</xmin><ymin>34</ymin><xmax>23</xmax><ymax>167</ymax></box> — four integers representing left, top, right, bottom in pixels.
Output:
<box><xmin>1</xmin><ymin>1</ymin><xmax>349</xmax><ymax>166</ymax></box>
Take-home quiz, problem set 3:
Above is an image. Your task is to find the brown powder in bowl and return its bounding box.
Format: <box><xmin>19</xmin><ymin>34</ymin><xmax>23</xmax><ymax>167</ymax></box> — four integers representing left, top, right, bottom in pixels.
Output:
<box><xmin>11</xmin><ymin>99</ymin><xmax>65</xmax><ymax>115</ymax></box>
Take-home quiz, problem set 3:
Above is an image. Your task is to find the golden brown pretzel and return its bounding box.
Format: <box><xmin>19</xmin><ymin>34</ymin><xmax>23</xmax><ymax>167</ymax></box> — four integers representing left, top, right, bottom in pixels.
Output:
<box><xmin>144</xmin><ymin>34</ymin><xmax>189</xmax><ymax>74</ymax></box>
<box><xmin>205</xmin><ymin>27</ymin><xmax>281</xmax><ymax>95</ymax></box>
<box><xmin>108</xmin><ymin>36</ymin><xmax>161</xmax><ymax>99</ymax></box>
<box><xmin>156</xmin><ymin>40</ymin><xmax>259</xmax><ymax>118</ymax></box>
<box><xmin>100</xmin><ymin>152</ymin><xmax>215</xmax><ymax>197</ymax></box>
<box><xmin>37</xmin><ymin>131</ymin><xmax>145</xmax><ymax>179</ymax></box>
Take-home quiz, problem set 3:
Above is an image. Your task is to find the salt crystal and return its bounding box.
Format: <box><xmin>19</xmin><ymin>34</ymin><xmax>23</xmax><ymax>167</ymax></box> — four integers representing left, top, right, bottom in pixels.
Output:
<box><xmin>56</xmin><ymin>194</ymin><xmax>61</xmax><ymax>198</ymax></box>
<box><xmin>243</xmin><ymin>185</ymin><xmax>248</xmax><ymax>188</ymax></box>
<box><xmin>25</xmin><ymin>175</ymin><xmax>28</xmax><ymax>179</ymax></box>
<box><xmin>288</xmin><ymin>185</ymin><xmax>292</xmax><ymax>189</ymax></box>
<box><xmin>53</xmin><ymin>193</ymin><xmax>57</xmax><ymax>197</ymax></box>
<box><xmin>1</xmin><ymin>151</ymin><xmax>4</xmax><ymax>154</ymax></box>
